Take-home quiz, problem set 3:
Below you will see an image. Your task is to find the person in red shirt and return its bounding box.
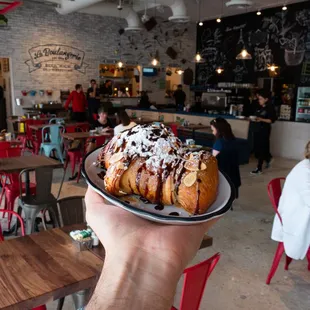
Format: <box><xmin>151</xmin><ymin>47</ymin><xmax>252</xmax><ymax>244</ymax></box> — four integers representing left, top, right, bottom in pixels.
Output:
<box><xmin>64</xmin><ymin>84</ymin><xmax>87</xmax><ymax>122</ymax></box>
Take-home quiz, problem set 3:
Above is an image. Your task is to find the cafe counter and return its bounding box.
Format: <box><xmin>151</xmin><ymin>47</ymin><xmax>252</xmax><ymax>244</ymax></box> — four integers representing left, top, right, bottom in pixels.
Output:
<box><xmin>126</xmin><ymin>108</ymin><xmax>310</xmax><ymax>161</ymax></box>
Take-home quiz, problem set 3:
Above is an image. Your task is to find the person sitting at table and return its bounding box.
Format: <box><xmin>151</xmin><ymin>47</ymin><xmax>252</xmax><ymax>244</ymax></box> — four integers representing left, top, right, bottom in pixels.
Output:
<box><xmin>271</xmin><ymin>141</ymin><xmax>310</xmax><ymax>261</ymax></box>
<box><xmin>94</xmin><ymin>106</ymin><xmax>114</xmax><ymax>132</ymax></box>
<box><xmin>211</xmin><ymin>117</ymin><xmax>241</xmax><ymax>200</ymax></box>
<box><xmin>114</xmin><ymin>110</ymin><xmax>136</xmax><ymax>136</ymax></box>
<box><xmin>64</xmin><ymin>84</ymin><xmax>87</xmax><ymax>122</ymax></box>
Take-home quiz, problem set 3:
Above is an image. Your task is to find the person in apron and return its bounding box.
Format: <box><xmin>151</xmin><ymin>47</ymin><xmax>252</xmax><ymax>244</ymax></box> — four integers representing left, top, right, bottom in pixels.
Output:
<box><xmin>250</xmin><ymin>89</ymin><xmax>277</xmax><ymax>175</ymax></box>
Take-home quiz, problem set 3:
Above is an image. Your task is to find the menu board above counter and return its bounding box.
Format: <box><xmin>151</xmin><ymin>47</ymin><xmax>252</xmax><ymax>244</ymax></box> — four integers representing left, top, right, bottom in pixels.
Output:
<box><xmin>196</xmin><ymin>1</ymin><xmax>310</xmax><ymax>86</ymax></box>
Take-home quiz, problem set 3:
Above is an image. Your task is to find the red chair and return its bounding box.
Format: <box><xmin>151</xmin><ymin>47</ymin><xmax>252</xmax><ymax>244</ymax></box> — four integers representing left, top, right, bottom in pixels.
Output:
<box><xmin>76</xmin><ymin>135</ymin><xmax>108</xmax><ymax>183</ymax></box>
<box><xmin>0</xmin><ymin>210</ymin><xmax>46</xmax><ymax>310</ymax></box>
<box><xmin>20</xmin><ymin>119</ymin><xmax>45</xmax><ymax>154</ymax></box>
<box><xmin>64</xmin><ymin>125</ymin><xmax>85</xmax><ymax>178</ymax></box>
<box><xmin>0</xmin><ymin>144</ymin><xmax>36</xmax><ymax>229</ymax></box>
<box><xmin>266</xmin><ymin>178</ymin><xmax>310</xmax><ymax>284</ymax></box>
<box><xmin>171</xmin><ymin>253</ymin><xmax>220</xmax><ymax>310</ymax></box>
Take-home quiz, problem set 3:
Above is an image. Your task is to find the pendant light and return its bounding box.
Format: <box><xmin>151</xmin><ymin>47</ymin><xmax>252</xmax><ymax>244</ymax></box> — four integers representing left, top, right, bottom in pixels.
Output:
<box><xmin>236</xmin><ymin>6</ymin><xmax>252</xmax><ymax>60</ymax></box>
<box><xmin>282</xmin><ymin>5</ymin><xmax>287</xmax><ymax>11</ymax></box>
<box><xmin>236</xmin><ymin>48</ymin><xmax>252</xmax><ymax>60</ymax></box>
<box><xmin>151</xmin><ymin>0</ymin><xmax>160</xmax><ymax>66</ymax></box>
<box><xmin>267</xmin><ymin>64</ymin><xmax>279</xmax><ymax>72</ymax></box>
<box><xmin>197</xmin><ymin>0</ymin><xmax>203</xmax><ymax>26</ymax></box>
<box><xmin>151</xmin><ymin>57</ymin><xmax>159</xmax><ymax>66</ymax></box>
<box><xmin>216</xmin><ymin>67</ymin><xmax>224</xmax><ymax>74</ymax></box>
<box><xmin>216</xmin><ymin>0</ymin><xmax>224</xmax><ymax>24</ymax></box>
<box><xmin>193</xmin><ymin>52</ymin><xmax>205</xmax><ymax>63</ymax></box>
<box><xmin>256</xmin><ymin>9</ymin><xmax>262</xmax><ymax>15</ymax></box>
<box><xmin>117</xmin><ymin>1</ymin><xmax>124</xmax><ymax>69</ymax></box>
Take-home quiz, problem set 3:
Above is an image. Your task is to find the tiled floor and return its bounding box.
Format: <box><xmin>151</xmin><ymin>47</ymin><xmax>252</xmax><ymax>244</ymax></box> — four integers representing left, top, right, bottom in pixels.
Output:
<box><xmin>9</xmin><ymin>157</ymin><xmax>310</xmax><ymax>309</ymax></box>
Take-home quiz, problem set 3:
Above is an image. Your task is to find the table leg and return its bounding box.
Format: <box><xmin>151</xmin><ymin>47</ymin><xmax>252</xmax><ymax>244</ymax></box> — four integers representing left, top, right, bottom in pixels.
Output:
<box><xmin>56</xmin><ymin>168</ymin><xmax>65</xmax><ymax>200</ymax></box>
<box><xmin>72</xmin><ymin>289</ymin><xmax>90</xmax><ymax>310</ymax></box>
<box><xmin>25</xmin><ymin>171</ymin><xmax>30</xmax><ymax>196</ymax></box>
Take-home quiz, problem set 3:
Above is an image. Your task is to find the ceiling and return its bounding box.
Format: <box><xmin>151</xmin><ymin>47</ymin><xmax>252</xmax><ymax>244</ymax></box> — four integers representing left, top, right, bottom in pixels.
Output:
<box><xmin>43</xmin><ymin>0</ymin><xmax>307</xmax><ymax>22</ymax></box>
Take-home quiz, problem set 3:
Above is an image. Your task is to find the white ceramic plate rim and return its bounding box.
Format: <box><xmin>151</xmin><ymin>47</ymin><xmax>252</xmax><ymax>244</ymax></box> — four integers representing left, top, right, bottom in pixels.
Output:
<box><xmin>82</xmin><ymin>146</ymin><xmax>235</xmax><ymax>225</ymax></box>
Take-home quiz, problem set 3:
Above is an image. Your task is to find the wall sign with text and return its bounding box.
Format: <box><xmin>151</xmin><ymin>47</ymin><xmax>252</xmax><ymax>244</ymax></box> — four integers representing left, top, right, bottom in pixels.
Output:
<box><xmin>25</xmin><ymin>44</ymin><xmax>89</xmax><ymax>74</ymax></box>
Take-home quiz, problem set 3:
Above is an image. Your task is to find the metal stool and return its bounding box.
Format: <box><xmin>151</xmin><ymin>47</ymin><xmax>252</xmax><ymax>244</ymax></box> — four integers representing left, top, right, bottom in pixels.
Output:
<box><xmin>17</xmin><ymin>167</ymin><xmax>59</xmax><ymax>235</ymax></box>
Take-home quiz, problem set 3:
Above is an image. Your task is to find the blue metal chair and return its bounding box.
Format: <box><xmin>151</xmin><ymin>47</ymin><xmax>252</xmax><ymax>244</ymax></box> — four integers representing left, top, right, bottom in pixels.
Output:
<box><xmin>49</xmin><ymin>117</ymin><xmax>65</xmax><ymax>125</ymax></box>
<box><xmin>40</xmin><ymin>125</ymin><xmax>65</xmax><ymax>163</ymax></box>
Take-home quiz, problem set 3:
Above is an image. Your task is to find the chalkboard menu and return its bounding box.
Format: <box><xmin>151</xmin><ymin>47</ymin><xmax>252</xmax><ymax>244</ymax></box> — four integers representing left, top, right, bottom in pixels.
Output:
<box><xmin>196</xmin><ymin>1</ymin><xmax>310</xmax><ymax>86</ymax></box>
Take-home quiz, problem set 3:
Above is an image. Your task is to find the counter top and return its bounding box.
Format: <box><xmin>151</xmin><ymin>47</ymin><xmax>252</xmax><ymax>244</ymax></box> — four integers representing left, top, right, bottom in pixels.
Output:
<box><xmin>126</xmin><ymin>107</ymin><xmax>240</xmax><ymax>120</ymax></box>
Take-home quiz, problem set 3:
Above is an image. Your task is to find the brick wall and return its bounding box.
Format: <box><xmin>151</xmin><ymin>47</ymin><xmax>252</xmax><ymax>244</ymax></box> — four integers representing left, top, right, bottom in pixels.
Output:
<box><xmin>0</xmin><ymin>1</ymin><xmax>196</xmax><ymax>114</ymax></box>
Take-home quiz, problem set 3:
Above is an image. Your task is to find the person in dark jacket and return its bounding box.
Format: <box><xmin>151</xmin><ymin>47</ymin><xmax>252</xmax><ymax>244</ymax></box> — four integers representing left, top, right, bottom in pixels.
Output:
<box><xmin>211</xmin><ymin>117</ymin><xmax>241</xmax><ymax>199</ymax></box>
<box><xmin>138</xmin><ymin>91</ymin><xmax>151</xmax><ymax>109</ymax></box>
<box><xmin>250</xmin><ymin>89</ymin><xmax>277</xmax><ymax>175</ymax></box>
<box><xmin>173</xmin><ymin>85</ymin><xmax>186</xmax><ymax>111</ymax></box>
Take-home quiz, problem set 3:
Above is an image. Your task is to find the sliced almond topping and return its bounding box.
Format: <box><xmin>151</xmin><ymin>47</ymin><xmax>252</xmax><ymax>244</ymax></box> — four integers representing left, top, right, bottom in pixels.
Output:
<box><xmin>200</xmin><ymin>162</ymin><xmax>207</xmax><ymax>170</ymax></box>
<box><xmin>183</xmin><ymin>172</ymin><xmax>197</xmax><ymax>187</ymax></box>
<box><xmin>109</xmin><ymin>152</ymin><xmax>124</xmax><ymax>164</ymax></box>
<box><xmin>184</xmin><ymin>161</ymin><xmax>199</xmax><ymax>171</ymax></box>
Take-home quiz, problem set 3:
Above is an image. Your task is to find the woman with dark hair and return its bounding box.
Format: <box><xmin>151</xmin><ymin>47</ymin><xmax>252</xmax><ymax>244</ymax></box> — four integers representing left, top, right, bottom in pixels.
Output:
<box><xmin>210</xmin><ymin>117</ymin><xmax>241</xmax><ymax>198</ymax></box>
<box><xmin>114</xmin><ymin>110</ymin><xmax>137</xmax><ymax>136</ymax></box>
<box><xmin>250</xmin><ymin>89</ymin><xmax>277</xmax><ymax>175</ymax></box>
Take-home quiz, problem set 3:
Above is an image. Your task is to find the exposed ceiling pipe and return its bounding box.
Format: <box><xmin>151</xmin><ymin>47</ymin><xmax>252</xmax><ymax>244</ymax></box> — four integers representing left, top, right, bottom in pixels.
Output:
<box><xmin>134</xmin><ymin>0</ymin><xmax>190</xmax><ymax>23</ymax></box>
<box><xmin>80</xmin><ymin>3</ymin><xmax>143</xmax><ymax>32</ymax></box>
<box><xmin>56</xmin><ymin>0</ymin><xmax>103</xmax><ymax>15</ymax></box>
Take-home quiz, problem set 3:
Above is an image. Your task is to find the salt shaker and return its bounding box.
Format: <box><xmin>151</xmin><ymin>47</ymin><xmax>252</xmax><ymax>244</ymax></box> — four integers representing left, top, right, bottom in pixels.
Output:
<box><xmin>91</xmin><ymin>232</ymin><xmax>99</xmax><ymax>247</ymax></box>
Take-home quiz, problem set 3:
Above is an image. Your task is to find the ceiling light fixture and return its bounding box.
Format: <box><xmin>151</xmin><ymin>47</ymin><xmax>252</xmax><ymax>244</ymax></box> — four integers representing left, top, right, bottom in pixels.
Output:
<box><xmin>117</xmin><ymin>61</ymin><xmax>123</xmax><ymax>68</ymax></box>
<box><xmin>282</xmin><ymin>5</ymin><xmax>287</xmax><ymax>11</ymax></box>
<box><xmin>268</xmin><ymin>64</ymin><xmax>278</xmax><ymax>72</ymax></box>
<box><xmin>216</xmin><ymin>67</ymin><xmax>224</xmax><ymax>74</ymax></box>
<box><xmin>176</xmin><ymin>69</ymin><xmax>184</xmax><ymax>75</ymax></box>
<box><xmin>199</xmin><ymin>21</ymin><xmax>203</xmax><ymax>26</ymax></box>
<box><xmin>236</xmin><ymin>48</ymin><xmax>252</xmax><ymax>60</ymax></box>
<box><xmin>216</xmin><ymin>18</ymin><xmax>221</xmax><ymax>23</ymax></box>
<box><xmin>151</xmin><ymin>58</ymin><xmax>159</xmax><ymax>66</ymax></box>
<box><xmin>256</xmin><ymin>10</ymin><xmax>261</xmax><ymax>15</ymax></box>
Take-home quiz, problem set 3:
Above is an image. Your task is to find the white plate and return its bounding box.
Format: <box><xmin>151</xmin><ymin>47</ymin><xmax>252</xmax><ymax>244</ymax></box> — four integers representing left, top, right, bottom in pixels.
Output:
<box><xmin>82</xmin><ymin>147</ymin><xmax>235</xmax><ymax>225</ymax></box>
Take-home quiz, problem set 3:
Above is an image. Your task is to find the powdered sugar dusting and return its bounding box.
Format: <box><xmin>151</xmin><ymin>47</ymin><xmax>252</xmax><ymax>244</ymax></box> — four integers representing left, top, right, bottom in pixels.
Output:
<box><xmin>115</xmin><ymin>124</ymin><xmax>182</xmax><ymax>172</ymax></box>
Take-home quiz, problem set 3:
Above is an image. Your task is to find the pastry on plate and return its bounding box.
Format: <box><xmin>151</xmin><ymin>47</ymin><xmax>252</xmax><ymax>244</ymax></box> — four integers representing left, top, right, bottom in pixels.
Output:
<box><xmin>97</xmin><ymin>124</ymin><xmax>219</xmax><ymax>215</ymax></box>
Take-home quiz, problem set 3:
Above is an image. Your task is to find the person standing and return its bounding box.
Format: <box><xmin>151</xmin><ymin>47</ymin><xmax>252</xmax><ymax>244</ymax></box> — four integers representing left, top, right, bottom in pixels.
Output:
<box><xmin>101</xmin><ymin>80</ymin><xmax>113</xmax><ymax>97</ymax></box>
<box><xmin>87</xmin><ymin>79</ymin><xmax>101</xmax><ymax>125</ymax></box>
<box><xmin>250</xmin><ymin>89</ymin><xmax>277</xmax><ymax>175</ymax></box>
<box><xmin>173</xmin><ymin>84</ymin><xmax>186</xmax><ymax>111</ymax></box>
<box><xmin>211</xmin><ymin>117</ymin><xmax>241</xmax><ymax>199</ymax></box>
<box><xmin>64</xmin><ymin>84</ymin><xmax>87</xmax><ymax>122</ymax></box>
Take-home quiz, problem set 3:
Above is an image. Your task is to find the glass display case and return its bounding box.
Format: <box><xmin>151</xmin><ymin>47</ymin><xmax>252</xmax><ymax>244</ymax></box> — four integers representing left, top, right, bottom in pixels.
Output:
<box><xmin>296</xmin><ymin>87</ymin><xmax>310</xmax><ymax>122</ymax></box>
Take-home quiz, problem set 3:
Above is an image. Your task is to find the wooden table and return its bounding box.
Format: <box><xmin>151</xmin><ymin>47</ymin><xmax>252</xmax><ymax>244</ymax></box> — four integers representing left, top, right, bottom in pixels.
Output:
<box><xmin>0</xmin><ymin>228</ymin><xmax>103</xmax><ymax>309</ymax></box>
<box><xmin>62</xmin><ymin>131</ymin><xmax>113</xmax><ymax>141</ymax></box>
<box><xmin>0</xmin><ymin>155</ymin><xmax>64</xmax><ymax>198</ymax></box>
<box><xmin>29</xmin><ymin>122</ymin><xmax>89</xmax><ymax>131</ymax></box>
<box><xmin>7</xmin><ymin>117</ymin><xmax>52</xmax><ymax>124</ymax></box>
<box><xmin>62</xmin><ymin>224</ymin><xmax>213</xmax><ymax>263</ymax></box>
<box><xmin>0</xmin><ymin>155</ymin><xmax>63</xmax><ymax>173</ymax></box>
